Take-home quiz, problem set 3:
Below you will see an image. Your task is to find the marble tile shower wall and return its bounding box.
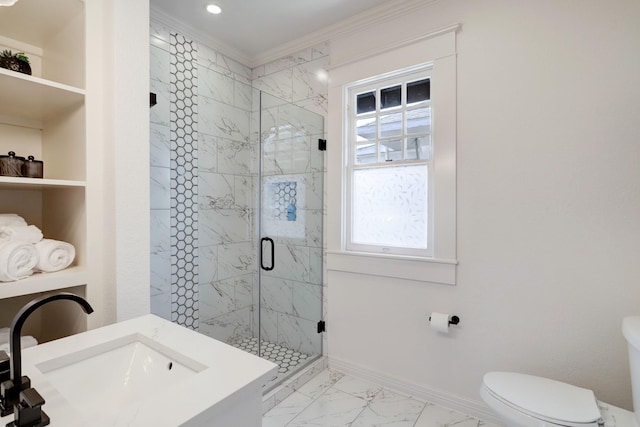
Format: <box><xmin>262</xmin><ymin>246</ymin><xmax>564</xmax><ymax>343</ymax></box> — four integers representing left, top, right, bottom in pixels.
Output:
<box><xmin>196</xmin><ymin>42</ymin><xmax>256</xmax><ymax>343</ymax></box>
<box><xmin>150</xmin><ymin>21</ymin><xmax>173</xmax><ymax>321</ymax></box>
<box><xmin>150</xmin><ymin>19</ymin><xmax>256</xmax><ymax>342</ymax></box>
<box><xmin>251</xmin><ymin>44</ymin><xmax>329</xmax><ymax>119</ymax></box>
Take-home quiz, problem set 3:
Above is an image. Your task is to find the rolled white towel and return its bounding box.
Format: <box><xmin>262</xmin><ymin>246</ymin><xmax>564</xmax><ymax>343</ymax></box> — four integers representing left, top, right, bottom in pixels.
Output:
<box><xmin>0</xmin><ymin>336</ymin><xmax>38</xmax><ymax>354</ymax></box>
<box><xmin>0</xmin><ymin>214</ymin><xmax>27</xmax><ymax>228</ymax></box>
<box><xmin>35</xmin><ymin>239</ymin><xmax>75</xmax><ymax>273</ymax></box>
<box><xmin>0</xmin><ymin>225</ymin><xmax>43</xmax><ymax>244</ymax></box>
<box><xmin>0</xmin><ymin>241</ymin><xmax>38</xmax><ymax>282</ymax></box>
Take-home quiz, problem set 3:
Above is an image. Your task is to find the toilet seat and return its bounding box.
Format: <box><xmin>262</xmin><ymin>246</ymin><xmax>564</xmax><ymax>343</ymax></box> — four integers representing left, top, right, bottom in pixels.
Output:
<box><xmin>483</xmin><ymin>372</ymin><xmax>602</xmax><ymax>426</ymax></box>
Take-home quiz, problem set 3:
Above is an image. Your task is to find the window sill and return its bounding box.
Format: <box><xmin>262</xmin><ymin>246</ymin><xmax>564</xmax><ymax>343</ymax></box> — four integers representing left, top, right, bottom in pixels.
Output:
<box><xmin>326</xmin><ymin>251</ymin><xmax>457</xmax><ymax>285</ymax></box>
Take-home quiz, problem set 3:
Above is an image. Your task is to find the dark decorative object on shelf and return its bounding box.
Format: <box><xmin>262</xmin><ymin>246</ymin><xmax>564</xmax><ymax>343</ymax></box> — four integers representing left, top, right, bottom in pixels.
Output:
<box><xmin>0</xmin><ymin>50</ymin><xmax>31</xmax><ymax>75</ymax></box>
<box><xmin>0</xmin><ymin>151</ymin><xmax>25</xmax><ymax>177</ymax></box>
<box><xmin>23</xmin><ymin>156</ymin><xmax>43</xmax><ymax>179</ymax></box>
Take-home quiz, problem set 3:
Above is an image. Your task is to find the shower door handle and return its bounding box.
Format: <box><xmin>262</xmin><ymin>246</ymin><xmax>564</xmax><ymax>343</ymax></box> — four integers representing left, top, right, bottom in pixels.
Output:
<box><xmin>260</xmin><ymin>237</ymin><xmax>275</xmax><ymax>271</ymax></box>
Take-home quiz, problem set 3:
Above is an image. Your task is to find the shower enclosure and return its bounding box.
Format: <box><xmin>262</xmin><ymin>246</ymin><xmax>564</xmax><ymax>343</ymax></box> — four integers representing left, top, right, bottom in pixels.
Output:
<box><xmin>149</xmin><ymin>31</ymin><xmax>325</xmax><ymax>393</ymax></box>
<box><xmin>198</xmin><ymin>89</ymin><xmax>324</xmax><ymax>389</ymax></box>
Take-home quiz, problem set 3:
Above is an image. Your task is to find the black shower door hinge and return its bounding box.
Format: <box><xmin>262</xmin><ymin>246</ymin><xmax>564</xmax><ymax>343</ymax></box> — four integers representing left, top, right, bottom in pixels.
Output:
<box><xmin>150</xmin><ymin>92</ymin><xmax>157</xmax><ymax>108</ymax></box>
<box><xmin>318</xmin><ymin>139</ymin><xmax>327</xmax><ymax>151</ymax></box>
<box><xmin>317</xmin><ymin>320</ymin><xmax>326</xmax><ymax>333</ymax></box>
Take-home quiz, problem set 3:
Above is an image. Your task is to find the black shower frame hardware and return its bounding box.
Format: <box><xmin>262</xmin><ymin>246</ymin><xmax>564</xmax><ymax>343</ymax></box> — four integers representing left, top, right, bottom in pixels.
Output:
<box><xmin>428</xmin><ymin>315</ymin><xmax>460</xmax><ymax>326</ymax></box>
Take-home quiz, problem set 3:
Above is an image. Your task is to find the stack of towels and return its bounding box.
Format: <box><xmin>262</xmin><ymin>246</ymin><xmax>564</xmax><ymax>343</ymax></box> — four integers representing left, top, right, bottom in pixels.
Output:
<box><xmin>0</xmin><ymin>214</ymin><xmax>76</xmax><ymax>282</ymax></box>
<box><xmin>0</xmin><ymin>327</ymin><xmax>38</xmax><ymax>354</ymax></box>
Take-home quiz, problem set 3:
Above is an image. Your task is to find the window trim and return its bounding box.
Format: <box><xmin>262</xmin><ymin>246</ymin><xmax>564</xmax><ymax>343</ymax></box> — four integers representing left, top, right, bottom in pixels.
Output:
<box><xmin>326</xmin><ymin>250</ymin><xmax>457</xmax><ymax>286</ymax></box>
<box><xmin>326</xmin><ymin>25</ymin><xmax>458</xmax><ymax>285</ymax></box>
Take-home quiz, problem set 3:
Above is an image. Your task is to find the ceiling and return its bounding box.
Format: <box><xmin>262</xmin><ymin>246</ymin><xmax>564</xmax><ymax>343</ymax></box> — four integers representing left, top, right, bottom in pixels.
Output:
<box><xmin>0</xmin><ymin>0</ymin><xmax>82</xmax><ymax>48</ymax></box>
<box><xmin>150</xmin><ymin>0</ymin><xmax>396</xmax><ymax>65</ymax></box>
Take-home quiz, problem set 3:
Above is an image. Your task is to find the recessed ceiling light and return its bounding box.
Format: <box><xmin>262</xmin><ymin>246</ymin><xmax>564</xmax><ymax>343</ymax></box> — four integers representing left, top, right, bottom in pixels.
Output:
<box><xmin>315</xmin><ymin>69</ymin><xmax>329</xmax><ymax>82</ymax></box>
<box><xmin>206</xmin><ymin>4</ymin><xmax>222</xmax><ymax>14</ymax></box>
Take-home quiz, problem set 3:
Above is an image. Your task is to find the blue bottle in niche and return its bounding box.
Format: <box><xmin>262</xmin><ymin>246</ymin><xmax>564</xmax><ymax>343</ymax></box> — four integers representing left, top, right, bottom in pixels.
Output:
<box><xmin>287</xmin><ymin>204</ymin><xmax>297</xmax><ymax>221</ymax></box>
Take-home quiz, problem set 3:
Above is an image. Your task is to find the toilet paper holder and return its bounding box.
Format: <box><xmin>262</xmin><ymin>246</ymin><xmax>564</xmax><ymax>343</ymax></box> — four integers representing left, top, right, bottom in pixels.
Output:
<box><xmin>429</xmin><ymin>314</ymin><xmax>460</xmax><ymax>326</ymax></box>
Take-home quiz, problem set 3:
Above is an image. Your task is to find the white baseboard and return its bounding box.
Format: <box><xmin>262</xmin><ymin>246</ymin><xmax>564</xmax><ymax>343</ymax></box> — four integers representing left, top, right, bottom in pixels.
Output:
<box><xmin>328</xmin><ymin>356</ymin><xmax>501</xmax><ymax>425</ymax></box>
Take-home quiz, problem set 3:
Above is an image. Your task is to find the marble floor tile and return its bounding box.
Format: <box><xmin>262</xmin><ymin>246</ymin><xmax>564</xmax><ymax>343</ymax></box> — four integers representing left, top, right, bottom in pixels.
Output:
<box><xmin>263</xmin><ymin>369</ymin><xmax>495</xmax><ymax>427</ymax></box>
<box><xmin>263</xmin><ymin>392</ymin><xmax>314</xmax><ymax>427</ymax></box>
<box><xmin>350</xmin><ymin>389</ymin><xmax>425</xmax><ymax>427</ymax></box>
<box><xmin>287</xmin><ymin>388</ymin><xmax>368</xmax><ymax>427</ymax></box>
<box><xmin>331</xmin><ymin>375</ymin><xmax>382</xmax><ymax>402</ymax></box>
<box><xmin>414</xmin><ymin>402</ymin><xmax>483</xmax><ymax>427</ymax></box>
<box><xmin>296</xmin><ymin>369</ymin><xmax>345</xmax><ymax>400</ymax></box>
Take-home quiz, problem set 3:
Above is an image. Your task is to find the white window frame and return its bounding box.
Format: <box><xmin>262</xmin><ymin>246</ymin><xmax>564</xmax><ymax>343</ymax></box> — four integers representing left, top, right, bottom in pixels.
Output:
<box><xmin>326</xmin><ymin>25</ymin><xmax>458</xmax><ymax>285</ymax></box>
<box><xmin>345</xmin><ymin>66</ymin><xmax>434</xmax><ymax>257</ymax></box>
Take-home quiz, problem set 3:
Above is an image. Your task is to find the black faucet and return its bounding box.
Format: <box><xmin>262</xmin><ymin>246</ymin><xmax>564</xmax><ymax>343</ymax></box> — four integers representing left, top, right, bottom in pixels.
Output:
<box><xmin>0</xmin><ymin>292</ymin><xmax>94</xmax><ymax>425</ymax></box>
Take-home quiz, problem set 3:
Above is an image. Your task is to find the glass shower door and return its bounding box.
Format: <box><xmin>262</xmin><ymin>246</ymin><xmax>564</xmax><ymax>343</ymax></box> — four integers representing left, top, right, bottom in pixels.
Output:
<box><xmin>258</xmin><ymin>92</ymin><xmax>324</xmax><ymax>386</ymax></box>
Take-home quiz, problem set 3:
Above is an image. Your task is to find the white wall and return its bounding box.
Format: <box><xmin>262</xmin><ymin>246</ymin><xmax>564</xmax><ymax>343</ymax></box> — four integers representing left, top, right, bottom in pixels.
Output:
<box><xmin>112</xmin><ymin>0</ymin><xmax>150</xmax><ymax>321</ymax></box>
<box><xmin>84</xmin><ymin>0</ymin><xmax>150</xmax><ymax>327</ymax></box>
<box><xmin>327</xmin><ymin>0</ymin><xmax>640</xmax><ymax>413</ymax></box>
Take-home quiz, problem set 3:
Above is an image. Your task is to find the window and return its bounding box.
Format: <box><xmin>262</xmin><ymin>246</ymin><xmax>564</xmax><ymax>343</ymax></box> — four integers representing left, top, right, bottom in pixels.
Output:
<box><xmin>346</xmin><ymin>67</ymin><xmax>433</xmax><ymax>257</ymax></box>
<box><xmin>326</xmin><ymin>25</ymin><xmax>458</xmax><ymax>284</ymax></box>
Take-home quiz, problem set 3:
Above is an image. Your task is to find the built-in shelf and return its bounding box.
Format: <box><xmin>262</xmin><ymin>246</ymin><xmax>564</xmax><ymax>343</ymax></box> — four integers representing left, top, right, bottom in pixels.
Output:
<box><xmin>0</xmin><ymin>266</ymin><xmax>87</xmax><ymax>300</ymax></box>
<box><xmin>0</xmin><ymin>0</ymin><xmax>92</xmax><ymax>339</ymax></box>
<box><xmin>0</xmin><ymin>67</ymin><xmax>85</xmax><ymax>125</ymax></box>
<box><xmin>0</xmin><ymin>177</ymin><xmax>86</xmax><ymax>190</ymax></box>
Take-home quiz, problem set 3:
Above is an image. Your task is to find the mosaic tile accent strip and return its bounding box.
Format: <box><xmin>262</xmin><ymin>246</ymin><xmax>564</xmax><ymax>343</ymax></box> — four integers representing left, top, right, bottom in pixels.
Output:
<box><xmin>272</xmin><ymin>181</ymin><xmax>297</xmax><ymax>221</ymax></box>
<box><xmin>170</xmin><ymin>33</ymin><xmax>199</xmax><ymax>329</ymax></box>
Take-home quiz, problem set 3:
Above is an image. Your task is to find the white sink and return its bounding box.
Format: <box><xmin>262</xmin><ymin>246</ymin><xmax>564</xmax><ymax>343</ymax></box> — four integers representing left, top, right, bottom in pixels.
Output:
<box><xmin>0</xmin><ymin>314</ymin><xmax>277</xmax><ymax>427</ymax></box>
<box><xmin>35</xmin><ymin>333</ymin><xmax>206</xmax><ymax>420</ymax></box>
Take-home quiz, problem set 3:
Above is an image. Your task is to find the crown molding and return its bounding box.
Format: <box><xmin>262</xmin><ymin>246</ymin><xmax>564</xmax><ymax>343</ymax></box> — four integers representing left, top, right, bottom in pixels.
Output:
<box><xmin>251</xmin><ymin>0</ymin><xmax>441</xmax><ymax>67</ymax></box>
<box><xmin>151</xmin><ymin>0</ymin><xmax>442</xmax><ymax>70</ymax></box>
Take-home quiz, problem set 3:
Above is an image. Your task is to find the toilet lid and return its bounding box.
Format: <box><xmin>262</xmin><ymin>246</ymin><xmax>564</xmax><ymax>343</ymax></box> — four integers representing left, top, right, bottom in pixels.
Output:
<box><xmin>483</xmin><ymin>372</ymin><xmax>601</xmax><ymax>424</ymax></box>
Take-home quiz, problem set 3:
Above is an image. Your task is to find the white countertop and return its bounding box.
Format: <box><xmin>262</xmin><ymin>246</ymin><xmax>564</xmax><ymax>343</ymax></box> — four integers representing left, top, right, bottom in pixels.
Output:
<box><xmin>0</xmin><ymin>314</ymin><xmax>277</xmax><ymax>426</ymax></box>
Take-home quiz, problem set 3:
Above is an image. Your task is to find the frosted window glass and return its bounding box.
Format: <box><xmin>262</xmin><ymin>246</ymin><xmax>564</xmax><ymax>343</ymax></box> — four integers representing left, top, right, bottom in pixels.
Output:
<box><xmin>352</xmin><ymin>164</ymin><xmax>428</xmax><ymax>249</ymax></box>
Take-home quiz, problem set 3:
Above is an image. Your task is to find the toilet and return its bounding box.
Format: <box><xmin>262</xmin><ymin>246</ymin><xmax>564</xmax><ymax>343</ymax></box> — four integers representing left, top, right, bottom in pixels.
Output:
<box><xmin>481</xmin><ymin>316</ymin><xmax>640</xmax><ymax>427</ymax></box>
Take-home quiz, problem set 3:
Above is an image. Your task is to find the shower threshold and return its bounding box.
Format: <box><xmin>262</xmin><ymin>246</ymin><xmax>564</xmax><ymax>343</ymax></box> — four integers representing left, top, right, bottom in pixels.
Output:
<box><xmin>229</xmin><ymin>337</ymin><xmax>318</xmax><ymax>391</ymax></box>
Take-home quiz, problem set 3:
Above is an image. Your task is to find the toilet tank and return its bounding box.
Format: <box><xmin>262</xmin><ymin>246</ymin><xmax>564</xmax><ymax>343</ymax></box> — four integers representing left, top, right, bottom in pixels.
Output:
<box><xmin>623</xmin><ymin>316</ymin><xmax>640</xmax><ymax>424</ymax></box>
